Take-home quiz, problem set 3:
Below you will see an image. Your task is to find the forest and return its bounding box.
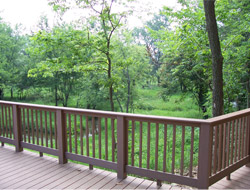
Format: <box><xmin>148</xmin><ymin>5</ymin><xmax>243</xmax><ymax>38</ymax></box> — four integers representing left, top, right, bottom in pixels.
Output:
<box><xmin>0</xmin><ymin>0</ymin><xmax>249</xmax><ymax>119</ymax></box>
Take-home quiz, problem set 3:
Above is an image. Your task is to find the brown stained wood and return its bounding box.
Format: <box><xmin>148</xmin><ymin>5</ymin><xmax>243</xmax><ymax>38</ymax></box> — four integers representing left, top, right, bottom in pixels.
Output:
<box><xmin>180</xmin><ymin>126</ymin><xmax>185</xmax><ymax>176</ymax></box>
<box><xmin>155</xmin><ymin>123</ymin><xmax>159</xmax><ymax>171</ymax></box>
<box><xmin>49</xmin><ymin>112</ymin><xmax>53</xmax><ymax>148</ymax></box>
<box><xmin>0</xmin><ymin>106</ymin><xmax>2</xmax><ymax>136</ymax></box>
<box><xmin>105</xmin><ymin>118</ymin><xmax>108</xmax><ymax>160</ymax></box>
<box><xmin>4</xmin><ymin>106</ymin><xmax>8</xmax><ymax>138</ymax></box>
<box><xmin>98</xmin><ymin>117</ymin><xmax>102</xmax><ymax>159</ymax></box>
<box><xmin>86</xmin><ymin>116</ymin><xmax>89</xmax><ymax>157</ymax></box>
<box><xmin>246</xmin><ymin>117</ymin><xmax>250</xmax><ymax>155</ymax></box>
<box><xmin>213</xmin><ymin>126</ymin><xmax>218</xmax><ymax>174</ymax></box>
<box><xmin>54</xmin><ymin>112</ymin><xmax>57</xmax><ymax>149</ymax></box>
<box><xmin>40</xmin><ymin>111</ymin><xmax>43</xmax><ymax>146</ymax></box>
<box><xmin>222</xmin><ymin>123</ymin><xmax>227</xmax><ymax>169</ymax></box>
<box><xmin>74</xmin><ymin>114</ymin><xmax>78</xmax><ymax>154</ymax></box>
<box><xmin>238</xmin><ymin>118</ymin><xmax>242</xmax><ymax>160</ymax></box>
<box><xmin>68</xmin><ymin>113</ymin><xmax>72</xmax><ymax>153</ymax></box>
<box><xmin>0</xmin><ymin>100</ymin><xmax>207</xmax><ymax>126</ymax></box>
<box><xmin>1</xmin><ymin>105</ymin><xmax>5</xmax><ymax>137</ymax></box>
<box><xmin>226</xmin><ymin>121</ymin><xmax>230</xmax><ymax>167</ymax></box>
<box><xmin>189</xmin><ymin>126</ymin><xmax>194</xmax><ymax>177</ymax></box>
<box><xmin>74</xmin><ymin>114</ymin><xmax>77</xmax><ymax>154</ymax></box>
<box><xmin>172</xmin><ymin>124</ymin><xmax>176</xmax><ymax>174</ymax></box>
<box><xmin>230</xmin><ymin>120</ymin><xmax>235</xmax><ymax>165</ymax></box>
<box><xmin>8</xmin><ymin>106</ymin><xmax>12</xmax><ymax>139</ymax></box>
<box><xmin>92</xmin><ymin>117</ymin><xmax>96</xmax><ymax>158</ymax></box>
<box><xmin>131</xmin><ymin>121</ymin><xmax>135</xmax><ymax>166</ymax></box>
<box><xmin>111</xmin><ymin>118</ymin><xmax>115</xmax><ymax>162</ymax></box>
<box><xmin>80</xmin><ymin>115</ymin><xmax>83</xmax><ymax>155</ymax></box>
<box><xmin>234</xmin><ymin>119</ymin><xmax>238</xmax><ymax>162</ymax></box>
<box><xmin>45</xmin><ymin>111</ymin><xmax>48</xmax><ymax>147</ymax></box>
<box><xmin>147</xmin><ymin>122</ymin><xmax>150</xmax><ymax>170</ymax></box>
<box><xmin>163</xmin><ymin>124</ymin><xmax>167</xmax><ymax>172</ymax></box>
<box><xmin>139</xmin><ymin>121</ymin><xmax>143</xmax><ymax>168</ymax></box>
<box><xmin>27</xmin><ymin>108</ymin><xmax>30</xmax><ymax>143</ymax></box>
<box><xmin>242</xmin><ymin>117</ymin><xmax>246</xmax><ymax>158</ymax></box>
<box><xmin>31</xmin><ymin>109</ymin><xmax>35</xmax><ymax>144</ymax></box>
<box><xmin>22</xmin><ymin>108</ymin><xmax>26</xmax><ymax>142</ymax></box>
<box><xmin>35</xmin><ymin>110</ymin><xmax>39</xmax><ymax>145</ymax></box>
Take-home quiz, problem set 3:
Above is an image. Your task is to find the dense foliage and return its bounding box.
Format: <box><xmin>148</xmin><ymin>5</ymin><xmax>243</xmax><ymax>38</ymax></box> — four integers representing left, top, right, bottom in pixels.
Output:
<box><xmin>0</xmin><ymin>0</ymin><xmax>249</xmax><ymax>118</ymax></box>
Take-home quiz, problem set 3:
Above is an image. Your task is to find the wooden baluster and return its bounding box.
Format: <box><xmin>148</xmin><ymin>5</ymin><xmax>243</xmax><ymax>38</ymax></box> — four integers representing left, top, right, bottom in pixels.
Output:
<box><xmin>8</xmin><ymin>106</ymin><xmax>12</xmax><ymax>139</ymax></box>
<box><xmin>155</xmin><ymin>123</ymin><xmax>159</xmax><ymax>171</ymax></box>
<box><xmin>22</xmin><ymin>108</ymin><xmax>26</xmax><ymax>142</ymax></box>
<box><xmin>111</xmin><ymin>118</ymin><xmax>115</xmax><ymax>162</ymax></box>
<box><xmin>163</xmin><ymin>124</ymin><xmax>167</xmax><ymax>172</ymax></box>
<box><xmin>54</xmin><ymin>112</ymin><xmax>58</xmax><ymax>149</ymax></box>
<box><xmin>226</xmin><ymin>122</ymin><xmax>230</xmax><ymax>167</ymax></box>
<box><xmin>131</xmin><ymin>121</ymin><xmax>135</xmax><ymax>166</ymax></box>
<box><xmin>105</xmin><ymin>118</ymin><xmax>108</xmax><ymax>160</ymax></box>
<box><xmin>68</xmin><ymin>114</ymin><xmax>72</xmax><ymax>153</ymax></box>
<box><xmin>49</xmin><ymin>112</ymin><xmax>53</xmax><ymax>148</ymax></box>
<box><xmin>1</xmin><ymin>105</ymin><xmax>5</xmax><ymax>137</ymax></box>
<box><xmin>139</xmin><ymin>121</ymin><xmax>143</xmax><ymax>168</ymax></box>
<box><xmin>180</xmin><ymin>125</ymin><xmax>185</xmax><ymax>176</ymax></box>
<box><xmin>40</xmin><ymin>111</ymin><xmax>44</xmax><ymax>157</ymax></box>
<box><xmin>230</xmin><ymin>120</ymin><xmax>235</xmax><ymax>165</ymax></box>
<box><xmin>74</xmin><ymin>114</ymin><xmax>77</xmax><ymax>154</ymax></box>
<box><xmin>80</xmin><ymin>115</ymin><xmax>83</xmax><ymax>155</ymax></box>
<box><xmin>31</xmin><ymin>109</ymin><xmax>35</xmax><ymax>144</ymax></box>
<box><xmin>86</xmin><ymin>116</ymin><xmax>89</xmax><ymax>156</ymax></box>
<box><xmin>234</xmin><ymin>119</ymin><xmax>238</xmax><ymax>162</ymax></box>
<box><xmin>242</xmin><ymin>117</ymin><xmax>246</xmax><ymax>158</ymax></box>
<box><xmin>222</xmin><ymin>123</ymin><xmax>227</xmax><ymax>169</ymax></box>
<box><xmin>213</xmin><ymin>126</ymin><xmax>218</xmax><ymax>174</ymax></box>
<box><xmin>98</xmin><ymin>117</ymin><xmax>102</xmax><ymax>159</ymax></box>
<box><xmin>5</xmin><ymin>106</ymin><xmax>8</xmax><ymax>138</ymax></box>
<box><xmin>44</xmin><ymin>111</ymin><xmax>48</xmax><ymax>147</ymax></box>
<box><xmin>27</xmin><ymin>108</ymin><xmax>30</xmax><ymax>143</ymax></box>
<box><xmin>189</xmin><ymin>126</ymin><xmax>195</xmax><ymax>177</ymax></box>
<box><xmin>238</xmin><ymin>118</ymin><xmax>242</xmax><ymax>160</ymax></box>
<box><xmin>40</xmin><ymin>111</ymin><xmax>43</xmax><ymax>147</ymax></box>
<box><xmin>147</xmin><ymin>122</ymin><xmax>151</xmax><ymax>169</ymax></box>
<box><xmin>172</xmin><ymin>124</ymin><xmax>176</xmax><ymax>174</ymax></box>
<box><xmin>36</xmin><ymin>110</ymin><xmax>39</xmax><ymax>145</ymax></box>
<box><xmin>92</xmin><ymin>117</ymin><xmax>95</xmax><ymax>158</ymax></box>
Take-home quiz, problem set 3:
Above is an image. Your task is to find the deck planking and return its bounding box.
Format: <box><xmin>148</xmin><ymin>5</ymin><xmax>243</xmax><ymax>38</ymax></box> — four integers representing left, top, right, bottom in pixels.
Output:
<box><xmin>1</xmin><ymin>145</ymin><xmax>250</xmax><ymax>189</ymax></box>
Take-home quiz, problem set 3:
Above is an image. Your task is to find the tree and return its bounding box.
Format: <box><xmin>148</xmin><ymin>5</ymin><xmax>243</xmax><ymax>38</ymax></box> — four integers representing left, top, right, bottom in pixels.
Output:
<box><xmin>203</xmin><ymin>0</ymin><xmax>224</xmax><ymax>117</ymax></box>
<box><xmin>49</xmin><ymin>0</ymin><xmax>134</xmax><ymax>111</ymax></box>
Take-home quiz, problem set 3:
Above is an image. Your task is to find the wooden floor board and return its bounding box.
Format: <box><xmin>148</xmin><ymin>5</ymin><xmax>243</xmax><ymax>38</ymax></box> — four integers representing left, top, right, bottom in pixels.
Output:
<box><xmin>1</xmin><ymin>145</ymin><xmax>250</xmax><ymax>190</ymax></box>
<box><xmin>88</xmin><ymin>172</ymin><xmax>117</xmax><ymax>189</ymax></box>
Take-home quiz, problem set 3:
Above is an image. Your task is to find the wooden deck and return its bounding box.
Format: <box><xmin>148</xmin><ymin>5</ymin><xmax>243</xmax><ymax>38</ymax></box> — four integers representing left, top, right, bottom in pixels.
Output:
<box><xmin>1</xmin><ymin>145</ymin><xmax>250</xmax><ymax>190</ymax></box>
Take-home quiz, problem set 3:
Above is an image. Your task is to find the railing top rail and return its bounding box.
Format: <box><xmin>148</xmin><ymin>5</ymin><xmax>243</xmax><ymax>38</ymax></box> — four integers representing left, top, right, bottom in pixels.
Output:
<box><xmin>207</xmin><ymin>108</ymin><xmax>250</xmax><ymax>125</ymax></box>
<box><xmin>0</xmin><ymin>100</ymin><xmax>207</xmax><ymax>126</ymax></box>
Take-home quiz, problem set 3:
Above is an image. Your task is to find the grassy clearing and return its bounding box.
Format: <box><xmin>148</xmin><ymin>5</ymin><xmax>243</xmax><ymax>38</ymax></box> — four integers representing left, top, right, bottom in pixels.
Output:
<box><xmin>135</xmin><ymin>87</ymin><xmax>203</xmax><ymax>119</ymax></box>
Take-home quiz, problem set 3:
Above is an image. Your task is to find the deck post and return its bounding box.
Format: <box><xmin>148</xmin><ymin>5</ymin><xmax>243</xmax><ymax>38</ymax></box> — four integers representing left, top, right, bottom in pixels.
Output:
<box><xmin>117</xmin><ymin>116</ymin><xmax>128</xmax><ymax>179</ymax></box>
<box><xmin>246</xmin><ymin>116</ymin><xmax>250</xmax><ymax>167</ymax></box>
<box><xmin>197</xmin><ymin>122</ymin><xmax>213</xmax><ymax>189</ymax></box>
<box><xmin>12</xmin><ymin>104</ymin><xmax>23</xmax><ymax>152</ymax></box>
<box><xmin>57</xmin><ymin>109</ymin><xmax>67</xmax><ymax>164</ymax></box>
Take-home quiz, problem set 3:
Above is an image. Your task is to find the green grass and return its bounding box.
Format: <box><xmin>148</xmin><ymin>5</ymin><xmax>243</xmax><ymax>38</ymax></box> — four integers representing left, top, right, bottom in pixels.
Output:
<box><xmin>134</xmin><ymin>87</ymin><xmax>203</xmax><ymax>119</ymax></box>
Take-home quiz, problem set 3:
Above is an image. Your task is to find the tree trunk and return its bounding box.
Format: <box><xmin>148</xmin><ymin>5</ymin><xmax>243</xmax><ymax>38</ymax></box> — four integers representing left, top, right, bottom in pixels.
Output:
<box><xmin>203</xmin><ymin>0</ymin><xmax>224</xmax><ymax>117</ymax></box>
<box><xmin>11</xmin><ymin>88</ymin><xmax>13</xmax><ymax>99</ymax></box>
<box><xmin>107</xmin><ymin>57</ymin><xmax>114</xmax><ymax>111</ymax></box>
<box><xmin>126</xmin><ymin>66</ymin><xmax>131</xmax><ymax>113</ymax></box>
<box><xmin>55</xmin><ymin>85</ymin><xmax>58</xmax><ymax>106</ymax></box>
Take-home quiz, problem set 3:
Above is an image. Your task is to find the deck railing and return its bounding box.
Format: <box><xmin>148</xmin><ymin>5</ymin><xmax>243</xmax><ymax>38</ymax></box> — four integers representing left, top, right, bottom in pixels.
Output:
<box><xmin>0</xmin><ymin>100</ymin><xmax>249</xmax><ymax>189</ymax></box>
